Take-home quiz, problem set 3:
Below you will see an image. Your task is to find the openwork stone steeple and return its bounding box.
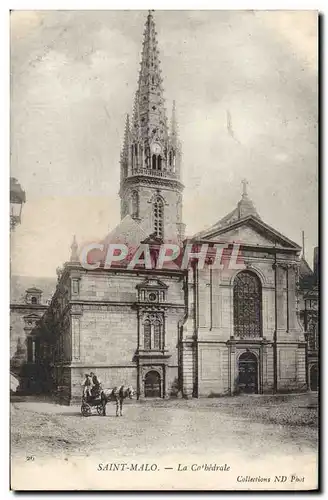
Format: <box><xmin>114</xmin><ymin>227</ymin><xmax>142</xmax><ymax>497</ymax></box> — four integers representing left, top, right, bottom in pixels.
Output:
<box><xmin>120</xmin><ymin>11</ymin><xmax>182</xmax><ymax>185</ymax></box>
<box><xmin>132</xmin><ymin>10</ymin><xmax>168</xmax><ymax>146</ymax></box>
<box><xmin>119</xmin><ymin>11</ymin><xmax>185</xmax><ymax>243</ymax></box>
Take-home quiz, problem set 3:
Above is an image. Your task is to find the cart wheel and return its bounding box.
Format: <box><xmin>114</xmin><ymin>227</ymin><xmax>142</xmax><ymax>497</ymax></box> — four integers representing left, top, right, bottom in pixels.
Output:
<box><xmin>81</xmin><ymin>403</ymin><xmax>91</xmax><ymax>417</ymax></box>
<box><xmin>96</xmin><ymin>405</ymin><xmax>103</xmax><ymax>415</ymax></box>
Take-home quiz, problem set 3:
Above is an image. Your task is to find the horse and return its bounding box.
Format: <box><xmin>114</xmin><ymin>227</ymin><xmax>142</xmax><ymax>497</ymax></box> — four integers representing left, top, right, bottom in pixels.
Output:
<box><xmin>100</xmin><ymin>385</ymin><xmax>134</xmax><ymax>417</ymax></box>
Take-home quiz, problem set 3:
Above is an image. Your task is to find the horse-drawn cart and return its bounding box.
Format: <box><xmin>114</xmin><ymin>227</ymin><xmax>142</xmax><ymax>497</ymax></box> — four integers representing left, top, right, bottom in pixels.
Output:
<box><xmin>81</xmin><ymin>395</ymin><xmax>103</xmax><ymax>417</ymax></box>
<box><xmin>80</xmin><ymin>386</ymin><xmax>134</xmax><ymax>417</ymax></box>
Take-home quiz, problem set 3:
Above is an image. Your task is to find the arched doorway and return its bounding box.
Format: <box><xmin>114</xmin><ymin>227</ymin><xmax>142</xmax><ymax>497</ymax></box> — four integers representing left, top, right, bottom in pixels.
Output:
<box><xmin>144</xmin><ymin>370</ymin><xmax>161</xmax><ymax>398</ymax></box>
<box><xmin>238</xmin><ymin>351</ymin><xmax>258</xmax><ymax>394</ymax></box>
<box><xmin>310</xmin><ymin>364</ymin><xmax>318</xmax><ymax>391</ymax></box>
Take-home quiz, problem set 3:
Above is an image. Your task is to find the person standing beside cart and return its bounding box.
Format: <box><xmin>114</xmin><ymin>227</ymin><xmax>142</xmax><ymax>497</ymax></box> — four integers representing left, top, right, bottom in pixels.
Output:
<box><xmin>82</xmin><ymin>373</ymin><xmax>93</xmax><ymax>400</ymax></box>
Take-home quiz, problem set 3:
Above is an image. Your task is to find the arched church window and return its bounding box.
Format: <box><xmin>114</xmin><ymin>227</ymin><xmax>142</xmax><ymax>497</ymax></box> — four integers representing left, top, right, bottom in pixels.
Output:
<box><xmin>153</xmin><ymin>320</ymin><xmax>161</xmax><ymax>350</ymax></box>
<box><xmin>152</xmin><ymin>154</ymin><xmax>157</xmax><ymax>170</ymax></box>
<box><xmin>143</xmin><ymin>314</ymin><xmax>163</xmax><ymax>351</ymax></box>
<box><xmin>233</xmin><ymin>271</ymin><xmax>262</xmax><ymax>338</ymax></box>
<box><xmin>157</xmin><ymin>155</ymin><xmax>162</xmax><ymax>171</ymax></box>
<box><xmin>31</xmin><ymin>296</ymin><xmax>38</xmax><ymax>305</ymax></box>
<box><xmin>144</xmin><ymin>320</ymin><xmax>151</xmax><ymax>350</ymax></box>
<box><xmin>131</xmin><ymin>191</ymin><xmax>139</xmax><ymax>218</ymax></box>
<box><xmin>153</xmin><ymin>196</ymin><xmax>164</xmax><ymax>239</ymax></box>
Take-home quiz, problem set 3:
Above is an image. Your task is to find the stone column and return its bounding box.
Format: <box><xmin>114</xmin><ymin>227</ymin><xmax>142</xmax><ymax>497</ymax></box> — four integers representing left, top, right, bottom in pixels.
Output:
<box><xmin>182</xmin><ymin>342</ymin><xmax>195</xmax><ymax>398</ymax></box>
<box><xmin>163</xmin><ymin>310</ymin><xmax>167</xmax><ymax>351</ymax></box>
<box><xmin>182</xmin><ymin>266</ymin><xmax>196</xmax><ymax>398</ymax></box>
<box><xmin>137</xmin><ymin>309</ymin><xmax>143</xmax><ymax>350</ymax></box>
<box><xmin>182</xmin><ymin>266</ymin><xmax>196</xmax><ymax>339</ymax></box>
<box><xmin>275</xmin><ymin>263</ymin><xmax>287</xmax><ymax>332</ymax></box>
<box><xmin>71</xmin><ymin>316</ymin><xmax>81</xmax><ymax>362</ymax></box>
<box><xmin>287</xmin><ymin>264</ymin><xmax>298</xmax><ymax>331</ymax></box>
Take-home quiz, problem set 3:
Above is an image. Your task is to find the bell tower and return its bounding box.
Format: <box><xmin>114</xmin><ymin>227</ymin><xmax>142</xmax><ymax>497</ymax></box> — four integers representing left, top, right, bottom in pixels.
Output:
<box><xmin>119</xmin><ymin>11</ymin><xmax>185</xmax><ymax>243</ymax></box>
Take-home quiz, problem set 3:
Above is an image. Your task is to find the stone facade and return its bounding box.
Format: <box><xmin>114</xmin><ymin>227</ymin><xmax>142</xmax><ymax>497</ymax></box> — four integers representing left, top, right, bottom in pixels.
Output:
<box><xmin>10</xmin><ymin>276</ymin><xmax>56</xmax><ymax>392</ymax></box>
<box><xmin>181</xmin><ymin>213</ymin><xmax>307</xmax><ymax>397</ymax></box>
<box><xmin>30</xmin><ymin>11</ymin><xmax>309</xmax><ymax>403</ymax></box>
<box><xmin>37</xmin><ymin>265</ymin><xmax>185</xmax><ymax>403</ymax></box>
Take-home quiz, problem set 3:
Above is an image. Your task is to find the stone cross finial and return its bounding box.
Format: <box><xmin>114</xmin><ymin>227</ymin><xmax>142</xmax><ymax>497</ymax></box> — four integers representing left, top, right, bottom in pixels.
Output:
<box><xmin>242</xmin><ymin>178</ymin><xmax>248</xmax><ymax>197</ymax></box>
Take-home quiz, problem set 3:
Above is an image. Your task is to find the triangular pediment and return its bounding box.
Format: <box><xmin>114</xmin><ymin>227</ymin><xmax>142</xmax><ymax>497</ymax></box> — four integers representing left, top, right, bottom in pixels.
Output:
<box><xmin>26</xmin><ymin>287</ymin><xmax>42</xmax><ymax>293</ymax></box>
<box><xmin>136</xmin><ymin>278</ymin><xmax>168</xmax><ymax>290</ymax></box>
<box><xmin>23</xmin><ymin>313</ymin><xmax>41</xmax><ymax>321</ymax></box>
<box><xmin>197</xmin><ymin>215</ymin><xmax>301</xmax><ymax>250</ymax></box>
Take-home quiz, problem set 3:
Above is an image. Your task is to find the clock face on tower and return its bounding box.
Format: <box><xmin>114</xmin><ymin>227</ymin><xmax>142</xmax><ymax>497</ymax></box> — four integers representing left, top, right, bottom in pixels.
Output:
<box><xmin>151</xmin><ymin>142</ymin><xmax>162</xmax><ymax>155</ymax></box>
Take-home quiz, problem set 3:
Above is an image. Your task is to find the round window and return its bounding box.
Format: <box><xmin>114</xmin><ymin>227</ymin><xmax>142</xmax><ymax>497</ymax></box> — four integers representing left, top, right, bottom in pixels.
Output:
<box><xmin>149</xmin><ymin>292</ymin><xmax>157</xmax><ymax>302</ymax></box>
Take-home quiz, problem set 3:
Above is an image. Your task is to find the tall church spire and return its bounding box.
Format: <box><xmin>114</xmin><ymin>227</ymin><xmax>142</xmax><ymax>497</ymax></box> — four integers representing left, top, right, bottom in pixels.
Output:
<box><xmin>131</xmin><ymin>10</ymin><xmax>168</xmax><ymax>145</ymax></box>
<box><xmin>119</xmin><ymin>11</ymin><xmax>185</xmax><ymax>243</ymax></box>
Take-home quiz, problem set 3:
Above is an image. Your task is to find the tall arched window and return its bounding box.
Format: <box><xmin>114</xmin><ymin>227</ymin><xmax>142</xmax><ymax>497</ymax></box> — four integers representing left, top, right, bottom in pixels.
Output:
<box><xmin>131</xmin><ymin>191</ymin><xmax>139</xmax><ymax>218</ymax></box>
<box><xmin>152</xmin><ymin>154</ymin><xmax>157</xmax><ymax>170</ymax></box>
<box><xmin>144</xmin><ymin>320</ymin><xmax>151</xmax><ymax>350</ymax></box>
<box><xmin>153</xmin><ymin>320</ymin><xmax>161</xmax><ymax>350</ymax></box>
<box><xmin>153</xmin><ymin>196</ymin><xmax>164</xmax><ymax>238</ymax></box>
<box><xmin>143</xmin><ymin>314</ymin><xmax>163</xmax><ymax>351</ymax></box>
<box><xmin>233</xmin><ymin>271</ymin><xmax>262</xmax><ymax>338</ymax></box>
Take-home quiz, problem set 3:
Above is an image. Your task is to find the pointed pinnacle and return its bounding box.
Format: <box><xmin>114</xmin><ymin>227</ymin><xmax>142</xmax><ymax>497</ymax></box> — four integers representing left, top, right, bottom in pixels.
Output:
<box><xmin>121</xmin><ymin>114</ymin><xmax>130</xmax><ymax>156</ymax></box>
<box><xmin>170</xmin><ymin>100</ymin><xmax>178</xmax><ymax>137</ymax></box>
<box><xmin>70</xmin><ymin>235</ymin><xmax>79</xmax><ymax>262</ymax></box>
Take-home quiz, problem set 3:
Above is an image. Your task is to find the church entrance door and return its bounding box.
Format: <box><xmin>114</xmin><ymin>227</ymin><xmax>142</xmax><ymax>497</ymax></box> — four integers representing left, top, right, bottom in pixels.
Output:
<box><xmin>238</xmin><ymin>351</ymin><xmax>258</xmax><ymax>394</ymax></box>
<box><xmin>310</xmin><ymin>364</ymin><xmax>318</xmax><ymax>391</ymax></box>
<box><xmin>144</xmin><ymin>370</ymin><xmax>161</xmax><ymax>397</ymax></box>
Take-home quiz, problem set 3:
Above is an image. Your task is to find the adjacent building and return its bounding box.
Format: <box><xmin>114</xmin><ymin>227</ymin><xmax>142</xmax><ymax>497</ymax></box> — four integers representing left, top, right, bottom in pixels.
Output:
<box><xmin>10</xmin><ymin>276</ymin><xmax>56</xmax><ymax>392</ymax></box>
<box><xmin>298</xmin><ymin>248</ymin><xmax>319</xmax><ymax>391</ymax></box>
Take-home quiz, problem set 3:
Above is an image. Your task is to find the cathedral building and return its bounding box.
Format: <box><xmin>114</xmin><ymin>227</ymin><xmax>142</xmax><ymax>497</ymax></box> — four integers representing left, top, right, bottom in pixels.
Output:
<box><xmin>33</xmin><ymin>12</ymin><xmax>307</xmax><ymax>404</ymax></box>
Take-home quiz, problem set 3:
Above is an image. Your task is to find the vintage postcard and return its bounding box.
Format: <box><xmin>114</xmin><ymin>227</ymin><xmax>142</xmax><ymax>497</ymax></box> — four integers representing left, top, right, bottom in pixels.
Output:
<box><xmin>10</xmin><ymin>9</ymin><xmax>318</xmax><ymax>491</ymax></box>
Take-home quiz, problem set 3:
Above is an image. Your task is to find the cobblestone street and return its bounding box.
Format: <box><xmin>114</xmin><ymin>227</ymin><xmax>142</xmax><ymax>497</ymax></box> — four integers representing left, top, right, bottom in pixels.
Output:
<box><xmin>11</xmin><ymin>393</ymin><xmax>318</xmax><ymax>490</ymax></box>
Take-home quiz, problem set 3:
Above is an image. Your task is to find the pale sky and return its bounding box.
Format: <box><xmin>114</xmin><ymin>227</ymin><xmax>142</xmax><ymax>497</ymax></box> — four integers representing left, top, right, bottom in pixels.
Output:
<box><xmin>10</xmin><ymin>10</ymin><xmax>318</xmax><ymax>277</ymax></box>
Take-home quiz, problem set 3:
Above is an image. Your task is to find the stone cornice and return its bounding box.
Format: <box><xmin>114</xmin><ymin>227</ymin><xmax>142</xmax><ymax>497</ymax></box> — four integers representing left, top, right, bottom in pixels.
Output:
<box><xmin>10</xmin><ymin>303</ymin><xmax>48</xmax><ymax>311</ymax></box>
<box><xmin>272</xmin><ymin>262</ymin><xmax>299</xmax><ymax>271</ymax></box>
<box><xmin>121</xmin><ymin>175</ymin><xmax>184</xmax><ymax>193</ymax></box>
<box><xmin>69</xmin><ymin>300</ymin><xmax>184</xmax><ymax>310</ymax></box>
<box><xmin>78</xmin><ymin>267</ymin><xmax>186</xmax><ymax>279</ymax></box>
